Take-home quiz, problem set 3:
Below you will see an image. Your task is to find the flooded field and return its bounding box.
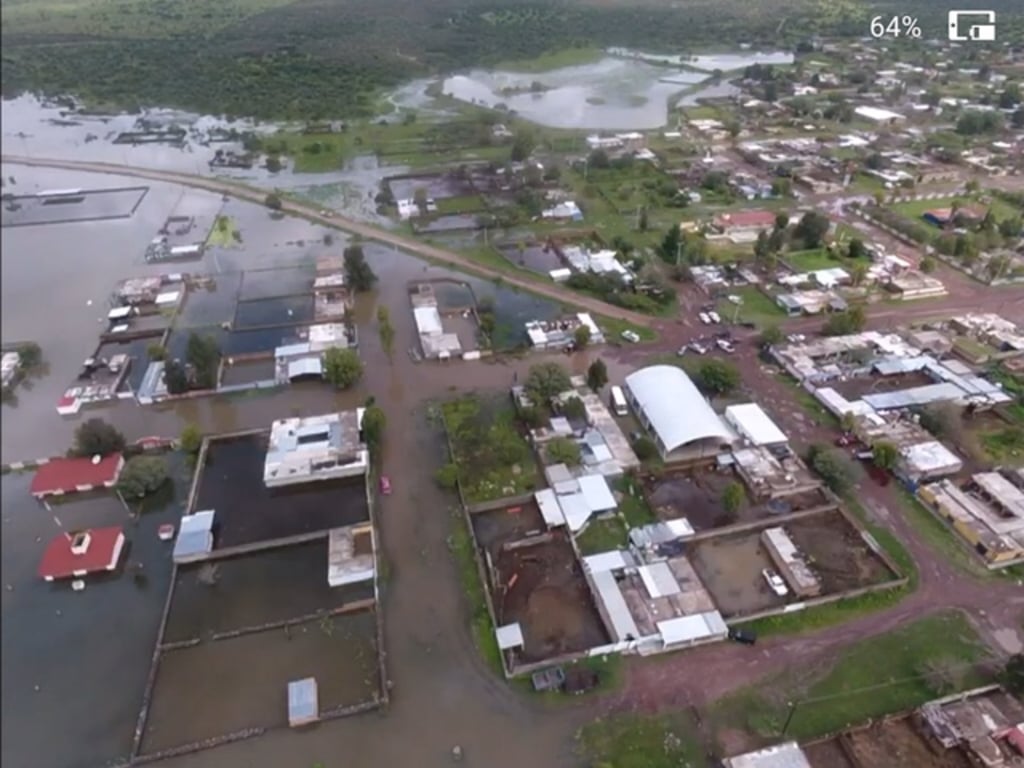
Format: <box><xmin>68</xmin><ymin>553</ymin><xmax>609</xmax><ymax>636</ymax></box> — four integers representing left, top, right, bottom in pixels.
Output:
<box><xmin>163</xmin><ymin>541</ymin><xmax>375</xmax><ymax>644</ymax></box>
<box><xmin>497</xmin><ymin>242</ymin><xmax>563</xmax><ymax>275</ymax></box>
<box><xmin>238</xmin><ymin>265</ymin><xmax>316</xmax><ymax>301</ymax></box>
<box><xmin>233</xmin><ymin>295</ymin><xmax>314</xmax><ymax>329</ymax></box>
<box><xmin>220</xmin><ymin>358</ymin><xmax>277</xmax><ymax>387</ymax></box>
<box><xmin>1</xmin><ymin>185</ymin><xmax>149</xmax><ymax>228</ymax></box>
<box><xmin>141</xmin><ymin>610</ymin><xmax>380</xmax><ymax>756</ymax></box>
<box><xmin>0</xmin><ymin>456</ymin><xmax>189</xmax><ymax>768</ymax></box>
<box><xmin>194</xmin><ymin>434</ymin><xmax>370</xmax><ymax>549</ymax></box>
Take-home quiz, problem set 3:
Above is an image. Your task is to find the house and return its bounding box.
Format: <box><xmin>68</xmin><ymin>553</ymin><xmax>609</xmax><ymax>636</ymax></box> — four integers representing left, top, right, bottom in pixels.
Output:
<box><xmin>854</xmin><ymin>105</ymin><xmax>906</xmax><ymax>125</ymax></box>
<box><xmin>29</xmin><ymin>454</ymin><xmax>125</xmax><ymax>498</ymax></box>
<box><xmin>263</xmin><ymin>411</ymin><xmax>368</xmax><ymax>487</ymax></box>
<box><xmin>922</xmin><ymin>207</ymin><xmax>986</xmax><ymax>228</ymax></box>
<box><xmin>711</xmin><ymin>210</ymin><xmax>777</xmax><ymax>238</ymax></box>
<box><xmin>541</xmin><ymin>201</ymin><xmax>583</xmax><ymax>222</ymax></box>
<box><xmin>38</xmin><ymin>526</ymin><xmax>125</xmax><ymax>581</ymax></box>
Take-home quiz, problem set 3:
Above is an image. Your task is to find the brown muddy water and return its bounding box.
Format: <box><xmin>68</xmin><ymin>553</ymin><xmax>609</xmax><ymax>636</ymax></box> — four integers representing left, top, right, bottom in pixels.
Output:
<box><xmin>0</xmin><ymin>167</ymin><xmax>620</xmax><ymax>768</ymax></box>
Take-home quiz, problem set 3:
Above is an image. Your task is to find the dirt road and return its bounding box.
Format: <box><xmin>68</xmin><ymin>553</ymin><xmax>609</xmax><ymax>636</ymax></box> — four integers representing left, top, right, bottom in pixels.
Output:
<box><xmin>0</xmin><ymin>155</ymin><xmax>655</xmax><ymax>328</ymax></box>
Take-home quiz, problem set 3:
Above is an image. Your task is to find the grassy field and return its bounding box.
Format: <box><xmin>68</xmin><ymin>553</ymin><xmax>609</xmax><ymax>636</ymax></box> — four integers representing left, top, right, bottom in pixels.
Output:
<box><xmin>712</xmin><ymin>611</ymin><xmax>993</xmax><ymax>743</ymax></box>
<box><xmin>614</xmin><ymin>476</ymin><xmax>657</xmax><ymax>528</ymax></box>
<box><xmin>496</xmin><ymin>46</ymin><xmax>604</xmax><ymax>73</ymax></box>
<box><xmin>575</xmin><ymin>516</ymin><xmax>629</xmax><ymax>555</ymax></box>
<box><xmin>597</xmin><ymin>314</ymin><xmax>659</xmax><ymax>343</ymax></box>
<box><xmin>784</xmin><ymin>248</ymin><xmax>846</xmax><ymax>272</ymax></box>
<box><xmin>892</xmin><ymin>195</ymin><xmax>1019</xmax><ymax>222</ymax></box>
<box><xmin>205</xmin><ymin>215</ymin><xmax>241</xmax><ymax>247</ymax></box>
<box><xmin>716</xmin><ymin>286</ymin><xmax>785</xmax><ymax>327</ymax></box>
<box><xmin>577</xmin><ymin>713</ymin><xmax>709</xmax><ymax>768</ymax></box>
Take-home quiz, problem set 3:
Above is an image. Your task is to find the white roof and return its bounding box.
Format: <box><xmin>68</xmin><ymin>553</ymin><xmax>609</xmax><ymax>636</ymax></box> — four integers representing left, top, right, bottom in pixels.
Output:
<box><xmin>413</xmin><ymin>306</ymin><xmax>443</xmax><ymax>336</ymax></box>
<box><xmin>725</xmin><ymin>403</ymin><xmax>788</xmax><ymax>446</ymax></box>
<box><xmin>288</xmin><ymin>357</ymin><xmax>323</xmax><ymax>379</ymax></box>
<box><xmin>854</xmin><ymin>105</ymin><xmax>905</xmax><ymax>122</ymax></box>
<box><xmin>624</xmin><ymin>365</ymin><xmax>732</xmax><ymax>453</ymax></box>
<box><xmin>582</xmin><ymin>550</ymin><xmax>634</xmax><ymax>573</ymax></box>
<box><xmin>173</xmin><ymin>509</ymin><xmax>215</xmax><ymax>562</ymax></box>
<box><xmin>557</xmin><ymin>491</ymin><xmax>592</xmax><ymax>532</ymax></box>
<box><xmin>590</xmin><ymin>569</ymin><xmax>641</xmax><ymax>642</ymax></box>
<box><xmin>155</xmin><ymin>291</ymin><xmax>180</xmax><ymax>305</ymax></box>
<box><xmin>900</xmin><ymin>441</ymin><xmax>962</xmax><ymax>474</ymax></box>
<box><xmin>578</xmin><ymin>474</ymin><xmax>616</xmax><ymax>514</ymax></box>
<box><xmin>495</xmin><ymin>622</ymin><xmax>525</xmax><ymax>650</ymax></box>
<box><xmin>657</xmin><ymin>611</ymin><xmax>727</xmax><ymax>646</ymax></box>
<box><xmin>108</xmin><ymin>306</ymin><xmax>132</xmax><ymax>320</ymax></box>
<box><xmin>639</xmin><ymin>562</ymin><xmax>681</xmax><ymax>598</ymax></box>
<box><xmin>535</xmin><ymin>489</ymin><xmax>564</xmax><ymax>528</ymax></box>
<box><xmin>724</xmin><ymin>741</ymin><xmax>812</xmax><ymax>768</ymax></box>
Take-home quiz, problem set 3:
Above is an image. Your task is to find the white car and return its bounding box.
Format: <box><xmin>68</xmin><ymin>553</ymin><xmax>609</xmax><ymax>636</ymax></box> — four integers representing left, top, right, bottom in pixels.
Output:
<box><xmin>621</xmin><ymin>330</ymin><xmax>641</xmax><ymax>344</ymax></box>
<box><xmin>787</xmin><ymin>333</ymin><xmax>806</xmax><ymax>343</ymax></box>
<box><xmin>762</xmin><ymin>568</ymin><xmax>789</xmax><ymax>597</ymax></box>
<box><xmin>689</xmin><ymin>342</ymin><xmax>708</xmax><ymax>355</ymax></box>
<box><xmin>698</xmin><ymin>312</ymin><xmax>711</xmax><ymax>325</ymax></box>
<box><xmin>708</xmin><ymin>311</ymin><xmax>722</xmax><ymax>324</ymax></box>
<box><xmin>716</xmin><ymin>339</ymin><xmax>735</xmax><ymax>353</ymax></box>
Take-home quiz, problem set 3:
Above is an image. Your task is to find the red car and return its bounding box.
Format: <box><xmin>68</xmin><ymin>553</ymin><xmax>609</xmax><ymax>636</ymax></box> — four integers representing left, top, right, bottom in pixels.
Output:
<box><xmin>379</xmin><ymin>475</ymin><xmax>392</xmax><ymax>495</ymax></box>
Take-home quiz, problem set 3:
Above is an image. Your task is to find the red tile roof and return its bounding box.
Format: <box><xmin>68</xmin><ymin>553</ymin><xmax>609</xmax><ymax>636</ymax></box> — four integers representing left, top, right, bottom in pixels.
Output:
<box><xmin>714</xmin><ymin>210</ymin><xmax>777</xmax><ymax>230</ymax></box>
<box><xmin>38</xmin><ymin>526</ymin><xmax>125</xmax><ymax>580</ymax></box>
<box><xmin>30</xmin><ymin>454</ymin><xmax>124</xmax><ymax>497</ymax></box>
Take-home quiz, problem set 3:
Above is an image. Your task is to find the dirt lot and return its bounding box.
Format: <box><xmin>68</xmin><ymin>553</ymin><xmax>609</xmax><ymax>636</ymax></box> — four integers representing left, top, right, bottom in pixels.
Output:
<box><xmin>785</xmin><ymin>510</ymin><xmax>896</xmax><ymax>591</ymax></box>
<box><xmin>688</xmin><ymin>532</ymin><xmax>785</xmax><ymax>617</ymax></box>
<box><xmin>803</xmin><ymin>738</ymin><xmax>856</xmax><ymax>768</ymax></box>
<box><xmin>141</xmin><ymin>611</ymin><xmax>379</xmax><ymax>756</ymax></box>
<box><xmin>490</xmin><ymin>533</ymin><xmax>609</xmax><ymax>664</ymax></box>
<box><xmin>843</xmin><ymin>717</ymin><xmax>973</xmax><ymax>768</ymax></box>
<box><xmin>645</xmin><ymin>469</ymin><xmax>736</xmax><ymax>530</ymax></box>
<box><xmin>471</xmin><ymin>503</ymin><xmax>546</xmax><ymax>554</ymax></box>
<box><xmin>162</xmin><ymin>540</ymin><xmax>374</xmax><ymax>644</ymax></box>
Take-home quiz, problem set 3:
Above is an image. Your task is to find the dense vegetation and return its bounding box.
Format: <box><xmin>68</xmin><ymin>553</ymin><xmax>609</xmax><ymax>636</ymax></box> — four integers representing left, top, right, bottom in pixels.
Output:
<box><xmin>2</xmin><ymin>0</ymin><xmax>914</xmax><ymax>119</ymax></box>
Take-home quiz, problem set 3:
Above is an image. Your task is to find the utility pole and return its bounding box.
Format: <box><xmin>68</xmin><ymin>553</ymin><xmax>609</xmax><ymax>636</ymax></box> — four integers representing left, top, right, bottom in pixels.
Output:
<box><xmin>781</xmin><ymin>700</ymin><xmax>799</xmax><ymax>737</ymax></box>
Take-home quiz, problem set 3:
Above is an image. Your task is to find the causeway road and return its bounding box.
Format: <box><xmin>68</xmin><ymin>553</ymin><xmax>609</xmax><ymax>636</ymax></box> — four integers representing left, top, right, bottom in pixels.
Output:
<box><xmin>1</xmin><ymin>155</ymin><xmax>655</xmax><ymax>327</ymax></box>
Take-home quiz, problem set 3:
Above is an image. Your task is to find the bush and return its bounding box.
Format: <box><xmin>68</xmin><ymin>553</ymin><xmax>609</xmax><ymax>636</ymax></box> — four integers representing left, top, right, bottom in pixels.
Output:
<box><xmin>146</xmin><ymin>343</ymin><xmax>166</xmax><ymax>361</ymax></box>
<box><xmin>16</xmin><ymin>342</ymin><xmax>42</xmax><ymax>368</ymax></box>
<box><xmin>264</xmin><ymin>192</ymin><xmax>283</xmax><ymax>210</ymax></box>
<box><xmin>435</xmin><ymin>463</ymin><xmax>460</xmax><ymax>490</ymax></box>
<box><xmin>116</xmin><ymin>456</ymin><xmax>169</xmax><ymax>499</ymax></box>
<box><xmin>73</xmin><ymin>418</ymin><xmax>126</xmax><ymax>457</ymax></box>
<box><xmin>343</xmin><ymin>245</ymin><xmax>377</xmax><ymax>293</ymax></box>
<box><xmin>807</xmin><ymin>443</ymin><xmax>855</xmax><ymax>494</ymax></box>
<box><xmin>546</xmin><ymin>437</ymin><xmax>582</xmax><ymax>466</ymax></box>
<box><xmin>587</xmin><ymin>359</ymin><xmax>609</xmax><ymax>392</ymax></box>
<box><xmin>696</xmin><ymin>359</ymin><xmax>740</xmax><ymax>396</ymax></box>
<box><xmin>561</xmin><ymin>396</ymin><xmax>587</xmax><ymax>421</ymax></box>
<box><xmin>362</xmin><ymin>405</ymin><xmax>386</xmax><ymax>461</ymax></box>
<box><xmin>525</xmin><ymin>362</ymin><xmax>572</xmax><ymax>404</ymax></box>
<box><xmin>179</xmin><ymin>424</ymin><xmax>203</xmax><ymax>455</ymax></box>
<box><xmin>822</xmin><ymin>306</ymin><xmax>866</xmax><ymax>336</ymax></box>
<box><xmin>632</xmin><ymin>436</ymin><xmax>658</xmax><ymax>461</ymax></box>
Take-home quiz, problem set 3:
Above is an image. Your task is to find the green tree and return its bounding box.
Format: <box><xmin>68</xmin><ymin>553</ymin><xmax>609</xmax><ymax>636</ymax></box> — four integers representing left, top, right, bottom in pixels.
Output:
<box><xmin>361</xmin><ymin>405</ymin><xmax>386</xmax><ymax>462</ymax></box>
<box><xmin>872</xmin><ymin>440</ymin><xmax>900</xmax><ymax>471</ymax></box>
<box><xmin>722</xmin><ymin>481</ymin><xmax>746</xmax><ymax>515</ymax></box>
<box><xmin>146</xmin><ymin>343</ymin><xmax>166</xmax><ymax>361</ymax></box>
<box><xmin>343</xmin><ymin>245</ymin><xmax>377</xmax><ymax>293</ymax></box>
<box><xmin>546</xmin><ymin>437</ymin><xmax>582</xmax><ymax>466</ymax></box>
<box><xmin>840</xmin><ymin>411</ymin><xmax>857</xmax><ymax>434</ymax></box>
<box><xmin>179</xmin><ymin>423</ymin><xmax>203</xmax><ymax>455</ymax></box>
<box><xmin>849</xmin><ymin>262</ymin><xmax>869</xmax><ymax>287</ymax></box>
<box><xmin>794</xmin><ymin>211</ymin><xmax>831</xmax><ymax>249</ymax></box>
<box><xmin>186</xmin><ymin>332</ymin><xmax>220</xmax><ymax>389</ymax></box>
<box><xmin>759</xmin><ymin>325</ymin><xmax>784</xmax><ymax>347</ymax></box>
<box><xmin>16</xmin><ymin>342</ymin><xmax>42</xmax><ymax>368</ymax></box>
<box><xmin>574</xmin><ymin>324</ymin><xmax>592</xmax><ymax>349</ymax></box>
<box><xmin>1002</xmin><ymin>654</ymin><xmax>1024</xmax><ymax>696</ymax></box>
<box><xmin>73</xmin><ymin>418</ymin><xmax>126</xmax><ymax>457</ymax></box>
<box><xmin>846</xmin><ymin>238</ymin><xmax>867</xmax><ymax>260</ymax></box>
<box><xmin>163</xmin><ymin>359</ymin><xmax>188</xmax><ymax>394</ymax></box>
<box><xmin>807</xmin><ymin>444</ymin><xmax>854</xmax><ymax>494</ymax></box>
<box><xmin>823</xmin><ymin>305</ymin><xmax>866</xmax><ymax>336</ymax></box>
<box><xmin>116</xmin><ymin>455</ymin><xmax>168</xmax><ymax>499</ymax></box>
<box><xmin>586</xmin><ymin>359</ymin><xmax>609</xmax><ymax>393</ymax></box>
<box><xmin>525</xmin><ymin>362</ymin><xmax>572</xmax><ymax>404</ymax></box>
<box><xmin>323</xmin><ymin>347</ymin><xmax>363</xmax><ymax>390</ymax></box>
<box><xmin>696</xmin><ymin>359</ymin><xmax>740</xmax><ymax>396</ymax></box>
<box><xmin>632</xmin><ymin>436</ymin><xmax>658</xmax><ymax>462</ymax></box>
<box><xmin>561</xmin><ymin>395</ymin><xmax>587</xmax><ymax>421</ymax></box>
<box><xmin>377</xmin><ymin>305</ymin><xmax>395</xmax><ymax>359</ymax></box>
<box><xmin>919</xmin><ymin>256</ymin><xmax>936</xmax><ymax>274</ymax></box>
<box><xmin>510</xmin><ymin>129</ymin><xmax>536</xmax><ymax>162</ymax></box>
<box><xmin>265</xmin><ymin>156</ymin><xmax>282</xmax><ymax>173</ymax></box>
<box><xmin>638</xmin><ymin>207</ymin><xmax>649</xmax><ymax>231</ymax></box>
<box><xmin>264</xmin><ymin>192</ymin><xmax>283</xmax><ymax>210</ymax></box>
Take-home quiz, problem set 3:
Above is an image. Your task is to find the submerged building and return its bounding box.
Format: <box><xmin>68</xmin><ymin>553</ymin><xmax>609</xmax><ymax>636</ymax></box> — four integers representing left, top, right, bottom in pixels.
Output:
<box><xmin>263</xmin><ymin>410</ymin><xmax>368</xmax><ymax>487</ymax></box>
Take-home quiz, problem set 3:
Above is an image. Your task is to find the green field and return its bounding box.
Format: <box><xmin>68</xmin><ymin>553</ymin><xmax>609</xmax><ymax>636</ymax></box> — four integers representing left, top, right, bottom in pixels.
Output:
<box><xmin>496</xmin><ymin>46</ymin><xmax>604</xmax><ymax>73</ymax></box>
<box><xmin>712</xmin><ymin>612</ymin><xmax>992</xmax><ymax>743</ymax></box>
<box><xmin>205</xmin><ymin>215</ymin><xmax>241</xmax><ymax>248</ymax></box>
<box><xmin>575</xmin><ymin>516</ymin><xmax>629</xmax><ymax>555</ymax></box>
<box><xmin>716</xmin><ymin>286</ymin><xmax>785</xmax><ymax>327</ymax></box>
<box><xmin>785</xmin><ymin>248</ymin><xmax>846</xmax><ymax>272</ymax></box>
<box><xmin>448</xmin><ymin>507</ymin><xmax>502</xmax><ymax>674</ymax></box>
<box><xmin>892</xmin><ymin>195</ymin><xmax>1019</xmax><ymax>222</ymax></box>
<box><xmin>577</xmin><ymin>713</ymin><xmax>709</xmax><ymax>768</ymax></box>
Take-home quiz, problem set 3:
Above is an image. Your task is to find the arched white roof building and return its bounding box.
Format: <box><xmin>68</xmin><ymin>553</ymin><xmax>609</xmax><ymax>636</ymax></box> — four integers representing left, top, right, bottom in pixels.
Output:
<box><xmin>624</xmin><ymin>365</ymin><xmax>733</xmax><ymax>457</ymax></box>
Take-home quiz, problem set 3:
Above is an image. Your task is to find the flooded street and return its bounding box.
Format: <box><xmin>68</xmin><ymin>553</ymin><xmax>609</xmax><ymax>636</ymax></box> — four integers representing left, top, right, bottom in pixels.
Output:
<box><xmin>0</xmin><ymin>163</ymin><xmax>616</xmax><ymax>768</ymax></box>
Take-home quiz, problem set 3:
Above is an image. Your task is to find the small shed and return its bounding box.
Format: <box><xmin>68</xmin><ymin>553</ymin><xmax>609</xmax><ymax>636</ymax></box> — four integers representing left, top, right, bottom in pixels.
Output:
<box><xmin>495</xmin><ymin>622</ymin><xmax>525</xmax><ymax>652</ymax></box>
<box><xmin>173</xmin><ymin>510</ymin><xmax>215</xmax><ymax>563</ymax></box>
<box><xmin>287</xmin><ymin>677</ymin><xmax>319</xmax><ymax>728</ymax></box>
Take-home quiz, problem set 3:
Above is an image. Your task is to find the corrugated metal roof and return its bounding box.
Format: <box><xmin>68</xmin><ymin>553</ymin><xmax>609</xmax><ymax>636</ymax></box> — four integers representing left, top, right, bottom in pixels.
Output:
<box><xmin>287</xmin><ymin>678</ymin><xmax>318</xmax><ymax>726</ymax></box>
<box><xmin>725</xmin><ymin>403</ymin><xmax>788</xmax><ymax>446</ymax></box>
<box><xmin>578</xmin><ymin>474</ymin><xmax>616</xmax><ymax>513</ymax></box>
<box><xmin>591</xmin><ymin>569</ymin><xmax>641</xmax><ymax>642</ymax></box>
<box><xmin>625</xmin><ymin>365</ymin><xmax>732</xmax><ymax>453</ymax></box>
<box><xmin>657</xmin><ymin>613</ymin><xmax>717</xmax><ymax>646</ymax></box>
<box><xmin>173</xmin><ymin>509</ymin><xmax>215</xmax><ymax>562</ymax></box>
<box><xmin>639</xmin><ymin>562</ymin><xmax>680</xmax><ymax>598</ymax></box>
<box><xmin>288</xmin><ymin>357</ymin><xmax>323</xmax><ymax>380</ymax></box>
<box><xmin>495</xmin><ymin>622</ymin><xmax>525</xmax><ymax>650</ymax></box>
<box><xmin>535</xmin><ymin>489</ymin><xmax>564</xmax><ymax>527</ymax></box>
<box><xmin>557</xmin><ymin>491</ymin><xmax>591</xmax><ymax>532</ymax></box>
<box><xmin>413</xmin><ymin>305</ymin><xmax>444</xmax><ymax>335</ymax></box>
<box><xmin>724</xmin><ymin>741</ymin><xmax>812</xmax><ymax>768</ymax></box>
<box><xmin>582</xmin><ymin>550</ymin><xmax>634</xmax><ymax>573</ymax></box>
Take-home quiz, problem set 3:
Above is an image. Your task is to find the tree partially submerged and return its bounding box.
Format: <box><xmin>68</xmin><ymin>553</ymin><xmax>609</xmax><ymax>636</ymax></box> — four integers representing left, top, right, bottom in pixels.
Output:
<box><xmin>116</xmin><ymin>455</ymin><xmax>169</xmax><ymax>499</ymax></box>
<box><xmin>361</xmin><ymin>404</ymin><xmax>386</xmax><ymax>462</ymax></box>
<box><xmin>344</xmin><ymin>245</ymin><xmax>377</xmax><ymax>293</ymax></box>
<box><xmin>73</xmin><ymin>418</ymin><xmax>126</xmax><ymax>458</ymax></box>
<box><xmin>524</xmin><ymin>362</ymin><xmax>572</xmax><ymax>405</ymax></box>
<box><xmin>323</xmin><ymin>347</ymin><xmax>363</xmax><ymax>390</ymax></box>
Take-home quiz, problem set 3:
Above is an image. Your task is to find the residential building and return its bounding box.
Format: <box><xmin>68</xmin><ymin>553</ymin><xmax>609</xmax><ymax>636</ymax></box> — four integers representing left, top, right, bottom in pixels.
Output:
<box><xmin>30</xmin><ymin>454</ymin><xmax>125</xmax><ymax>498</ymax></box>
<box><xmin>263</xmin><ymin>410</ymin><xmax>368</xmax><ymax>487</ymax></box>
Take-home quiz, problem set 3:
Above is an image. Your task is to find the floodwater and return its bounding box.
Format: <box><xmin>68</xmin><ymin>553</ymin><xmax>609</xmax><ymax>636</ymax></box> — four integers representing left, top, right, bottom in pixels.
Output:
<box><xmin>437</xmin><ymin>50</ymin><xmax>792</xmax><ymax>130</ymax></box>
<box><xmin>0</xmin><ymin>453</ymin><xmax>190</xmax><ymax>768</ymax></box>
<box><xmin>0</xmin><ymin>164</ymin><xmax>620</xmax><ymax>768</ymax></box>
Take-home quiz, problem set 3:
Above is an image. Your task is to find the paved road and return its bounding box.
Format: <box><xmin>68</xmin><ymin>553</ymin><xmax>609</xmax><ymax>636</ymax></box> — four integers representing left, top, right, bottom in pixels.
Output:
<box><xmin>0</xmin><ymin>154</ymin><xmax>656</xmax><ymax>328</ymax></box>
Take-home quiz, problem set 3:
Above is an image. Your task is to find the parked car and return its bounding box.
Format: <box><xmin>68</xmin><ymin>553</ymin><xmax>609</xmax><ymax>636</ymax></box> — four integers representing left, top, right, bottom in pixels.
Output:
<box><xmin>677</xmin><ymin>346</ymin><xmax>688</xmax><ymax>357</ymax></box>
<box><xmin>728</xmin><ymin>627</ymin><xmax>758</xmax><ymax>646</ymax></box>
<box><xmin>787</xmin><ymin>333</ymin><xmax>806</xmax><ymax>343</ymax></box>
<box><xmin>620</xmin><ymin>330</ymin><xmax>641</xmax><ymax>344</ymax></box>
<box><xmin>698</xmin><ymin>312</ymin><xmax>712</xmax><ymax>325</ymax></box>
<box><xmin>689</xmin><ymin>342</ymin><xmax>708</xmax><ymax>355</ymax></box>
<box><xmin>379</xmin><ymin>475</ymin><xmax>392</xmax><ymax>495</ymax></box>
<box><xmin>762</xmin><ymin>568</ymin><xmax>789</xmax><ymax>597</ymax></box>
<box><xmin>716</xmin><ymin>339</ymin><xmax>735</xmax><ymax>353</ymax></box>
<box><xmin>708</xmin><ymin>311</ymin><xmax>722</xmax><ymax>324</ymax></box>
